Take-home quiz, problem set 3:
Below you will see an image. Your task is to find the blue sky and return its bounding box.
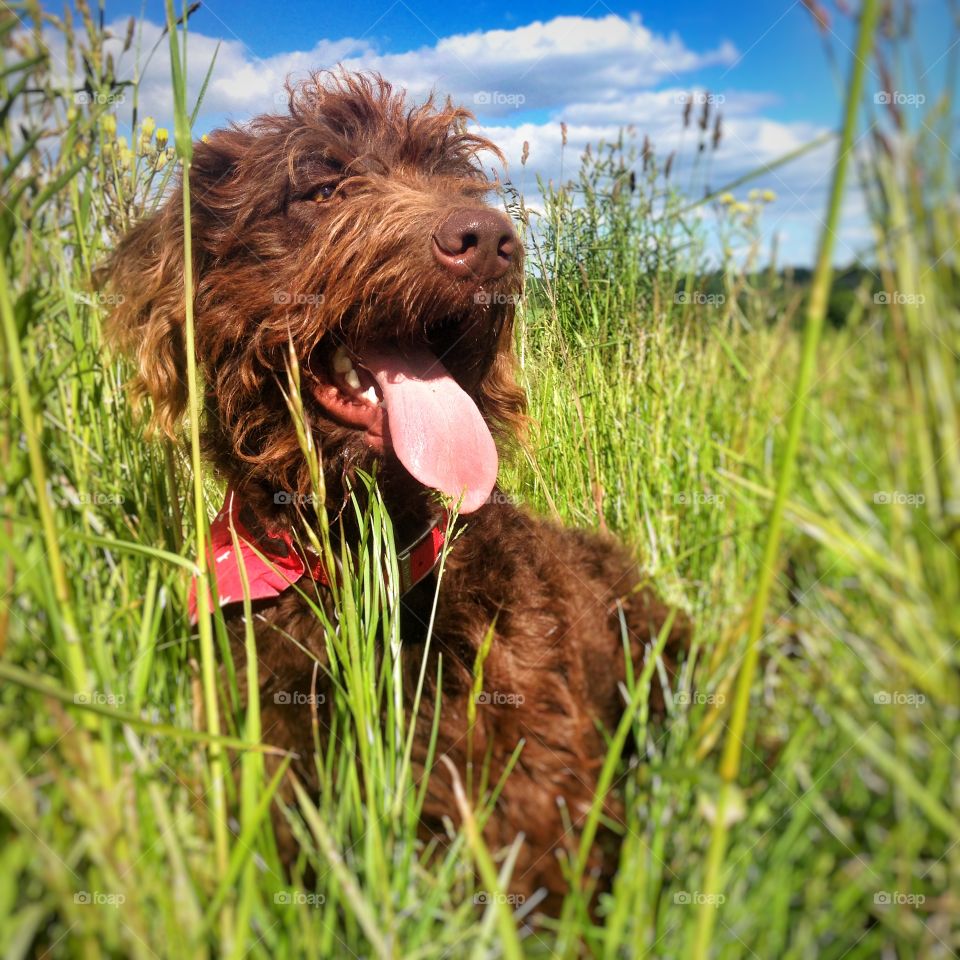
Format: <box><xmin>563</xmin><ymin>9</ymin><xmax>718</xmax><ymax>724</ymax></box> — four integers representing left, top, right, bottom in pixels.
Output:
<box><xmin>136</xmin><ymin>1</ymin><xmax>852</xmax><ymax>122</ymax></box>
<box><xmin>83</xmin><ymin>1</ymin><xmax>953</xmax><ymax>265</ymax></box>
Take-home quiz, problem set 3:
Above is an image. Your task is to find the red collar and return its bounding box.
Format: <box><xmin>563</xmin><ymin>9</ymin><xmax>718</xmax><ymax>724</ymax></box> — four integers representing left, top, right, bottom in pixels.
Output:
<box><xmin>188</xmin><ymin>488</ymin><xmax>447</xmax><ymax>622</ymax></box>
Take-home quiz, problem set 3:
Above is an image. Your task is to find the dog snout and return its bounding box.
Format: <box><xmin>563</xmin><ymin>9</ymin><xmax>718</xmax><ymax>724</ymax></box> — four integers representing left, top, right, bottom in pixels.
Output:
<box><xmin>432</xmin><ymin>208</ymin><xmax>516</xmax><ymax>281</ymax></box>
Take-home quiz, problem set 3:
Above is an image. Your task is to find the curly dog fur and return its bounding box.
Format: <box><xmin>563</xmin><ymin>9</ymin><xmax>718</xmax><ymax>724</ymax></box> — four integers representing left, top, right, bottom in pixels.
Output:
<box><xmin>104</xmin><ymin>70</ymin><xmax>688</xmax><ymax>914</ymax></box>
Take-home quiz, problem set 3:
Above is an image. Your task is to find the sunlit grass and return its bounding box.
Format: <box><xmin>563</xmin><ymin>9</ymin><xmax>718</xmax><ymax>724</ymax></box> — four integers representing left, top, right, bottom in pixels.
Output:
<box><xmin>1</xmin><ymin>2</ymin><xmax>958</xmax><ymax>957</ymax></box>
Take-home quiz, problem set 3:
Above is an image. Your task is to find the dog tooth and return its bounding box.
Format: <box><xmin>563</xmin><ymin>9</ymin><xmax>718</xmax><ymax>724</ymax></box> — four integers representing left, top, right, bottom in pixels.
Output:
<box><xmin>332</xmin><ymin>346</ymin><xmax>354</xmax><ymax>374</ymax></box>
<box><xmin>361</xmin><ymin>386</ymin><xmax>379</xmax><ymax>404</ymax></box>
<box><xmin>344</xmin><ymin>369</ymin><xmax>361</xmax><ymax>391</ymax></box>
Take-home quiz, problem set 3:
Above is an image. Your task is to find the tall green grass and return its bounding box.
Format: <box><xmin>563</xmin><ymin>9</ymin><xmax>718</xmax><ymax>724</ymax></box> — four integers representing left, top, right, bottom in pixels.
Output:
<box><xmin>1</xmin><ymin>2</ymin><xmax>958</xmax><ymax>957</ymax></box>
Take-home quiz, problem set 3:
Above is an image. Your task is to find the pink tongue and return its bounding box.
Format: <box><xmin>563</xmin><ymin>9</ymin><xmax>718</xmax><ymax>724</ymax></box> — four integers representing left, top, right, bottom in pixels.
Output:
<box><xmin>359</xmin><ymin>345</ymin><xmax>498</xmax><ymax>514</ymax></box>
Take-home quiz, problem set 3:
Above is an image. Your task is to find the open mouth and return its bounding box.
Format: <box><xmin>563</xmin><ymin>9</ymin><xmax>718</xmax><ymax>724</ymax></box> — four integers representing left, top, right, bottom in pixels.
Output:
<box><xmin>307</xmin><ymin>327</ymin><xmax>498</xmax><ymax>514</ymax></box>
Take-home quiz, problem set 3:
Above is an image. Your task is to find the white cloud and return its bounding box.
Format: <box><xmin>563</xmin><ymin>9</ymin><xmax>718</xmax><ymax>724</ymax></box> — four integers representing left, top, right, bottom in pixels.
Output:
<box><xmin>94</xmin><ymin>13</ymin><xmax>736</xmax><ymax>122</ymax></box>
<box><xmin>343</xmin><ymin>15</ymin><xmax>737</xmax><ymax>115</ymax></box>
<box><xmin>59</xmin><ymin>13</ymin><xmax>863</xmax><ymax>265</ymax></box>
<box><xmin>474</xmin><ymin>100</ymin><xmax>851</xmax><ymax>266</ymax></box>
<box><xmin>94</xmin><ymin>20</ymin><xmax>373</xmax><ymax>120</ymax></box>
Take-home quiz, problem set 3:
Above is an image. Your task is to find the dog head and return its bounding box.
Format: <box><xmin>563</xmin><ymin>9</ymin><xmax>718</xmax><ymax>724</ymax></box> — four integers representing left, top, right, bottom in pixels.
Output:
<box><xmin>104</xmin><ymin>70</ymin><xmax>526</xmax><ymax>523</ymax></box>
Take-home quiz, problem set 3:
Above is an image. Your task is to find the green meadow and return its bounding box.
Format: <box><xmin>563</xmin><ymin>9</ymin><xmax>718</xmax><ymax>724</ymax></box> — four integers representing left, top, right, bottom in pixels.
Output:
<box><xmin>1</xmin><ymin>1</ymin><xmax>957</xmax><ymax>956</ymax></box>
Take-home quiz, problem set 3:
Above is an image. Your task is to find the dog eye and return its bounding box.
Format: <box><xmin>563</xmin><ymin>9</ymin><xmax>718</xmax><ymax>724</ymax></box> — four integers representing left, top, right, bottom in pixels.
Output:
<box><xmin>313</xmin><ymin>183</ymin><xmax>338</xmax><ymax>202</ymax></box>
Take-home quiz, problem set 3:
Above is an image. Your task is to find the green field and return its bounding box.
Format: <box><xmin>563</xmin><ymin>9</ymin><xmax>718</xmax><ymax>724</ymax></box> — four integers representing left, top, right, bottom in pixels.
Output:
<box><xmin>1</xmin><ymin>2</ymin><xmax>958</xmax><ymax>957</ymax></box>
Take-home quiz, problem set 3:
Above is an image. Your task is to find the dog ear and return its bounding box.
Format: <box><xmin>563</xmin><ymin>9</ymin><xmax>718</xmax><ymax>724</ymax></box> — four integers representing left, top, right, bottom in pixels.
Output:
<box><xmin>99</xmin><ymin>130</ymin><xmax>253</xmax><ymax>438</ymax></box>
<box><xmin>100</xmin><ymin>197</ymin><xmax>189</xmax><ymax>438</ymax></box>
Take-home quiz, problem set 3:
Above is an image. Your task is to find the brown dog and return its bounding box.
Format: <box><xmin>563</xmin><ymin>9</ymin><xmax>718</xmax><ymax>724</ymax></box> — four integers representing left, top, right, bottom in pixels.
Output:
<box><xmin>105</xmin><ymin>71</ymin><xmax>687</xmax><ymax>913</ymax></box>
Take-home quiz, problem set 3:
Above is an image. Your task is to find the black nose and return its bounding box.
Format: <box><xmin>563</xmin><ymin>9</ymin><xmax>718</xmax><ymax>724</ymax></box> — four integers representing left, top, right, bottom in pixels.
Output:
<box><xmin>432</xmin><ymin>208</ymin><xmax>517</xmax><ymax>281</ymax></box>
